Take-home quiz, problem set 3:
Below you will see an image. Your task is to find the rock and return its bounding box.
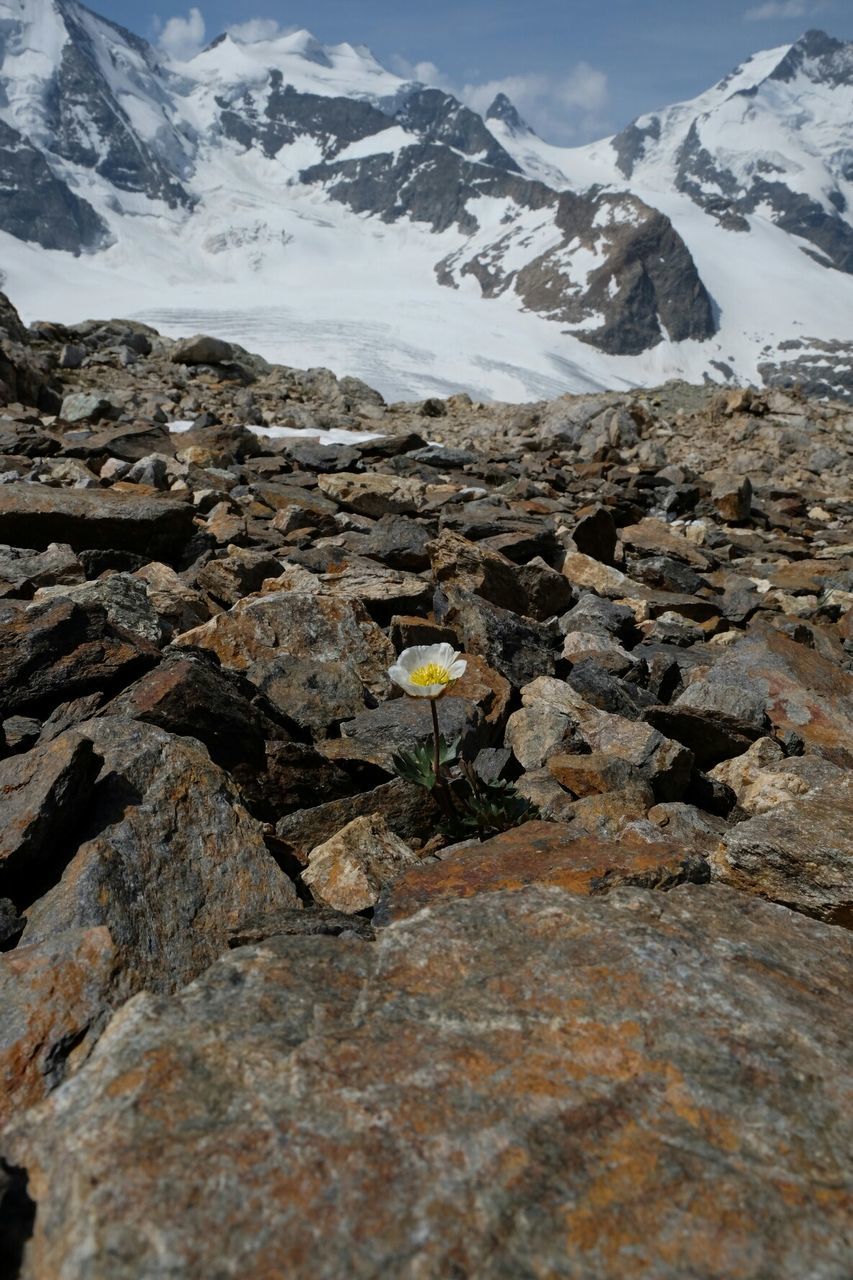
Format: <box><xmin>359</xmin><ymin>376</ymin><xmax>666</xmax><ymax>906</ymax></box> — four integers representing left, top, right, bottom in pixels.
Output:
<box><xmin>693</xmin><ymin>627</ymin><xmax>853</xmax><ymax>766</ymax></box>
<box><xmin>276</xmin><ymin>778</ymin><xmax>437</xmax><ymax>857</ymax></box>
<box><xmin>317</xmin><ymin>471</ymin><xmax>426</xmax><ymax>517</ymax></box>
<box><xmin>428</xmin><ymin>528</ymin><xmax>525</xmax><ymax>612</ymax></box>
<box><xmin>377</xmin><ymin>821</ymin><xmax>708</xmax><ymax>923</ymax></box>
<box><xmin>643</xmin><ymin>703</ymin><xmax>763</xmax><ymax>769</ymax></box>
<box><xmin>105</xmin><ymin>651</ymin><xmax>275</xmax><ymax>773</ymax></box>
<box><xmin>0</xmin><ymin>597</ymin><xmax>157</xmax><ymax>716</ymax></box>
<box><xmin>547</xmin><ymin>751</ymin><xmax>641</xmax><ymax>797</ymax></box>
<box><xmin>19</xmin><ymin>717</ymin><xmax>297</xmax><ymax>997</ymax></box>
<box><xmin>228</xmin><ymin>904</ymin><xmax>375</xmax><ymax>946</ymax></box>
<box><xmin>506</xmin><ymin>676</ymin><xmax>693</xmax><ymax>800</ymax></box>
<box><xmin>514</xmin><ymin>556</ymin><xmax>575</xmax><ymax>620</ymax></box>
<box><xmin>709</xmin><ymin>735</ymin><xmax>787</xmax><ymax>797</ymax></box>
<box><xmin>712</xmin><ymin>473</ymin><xmax>753</xmax><ymax>522</ymax></box>
<box><xmin>0</xmin><ymin>927</ymin><xmax>118</xmax><ymax>1127</ymax></box>
<box><xmin>132</xmin><ymin>561</ymin><xmax>210</xmax><ymax>637</ymax></box>
<box><xmin>0</xmin><ymin>897</ymin><xmax>24</xmax><ymax>946</ymax></box>
<box><xmin>303</xmin><ymin>814</ymin><xmax>420</xmax><ymax>913</ymax></box>
<box><xmin>33</xmin><ymin>573</ymin><xmax>163</xmax><ymax>645</ymax></box>
<box><xmin>6</xmin><ymin>885</ymin><xmax>851</xmax><ymax>1279</ymax></box>
<box><xmin>733</xmin><ymin>754</ymin><xmax>847</xmax><ymax>816</ymax></box>
<box><xmin>193</xmin><ymin>547</ymin><xmax>284</xmax><ymax>607</ymax></box>
<box><xmin>0</xmin><ymin>543</ymin><xmax>83</xmax><ymax>598</ymax></box>
<box><xmin>338</xmin><ymin>695</ymin><xmax>480</xmax><ymax>771</ymax></box>
<box><xmin>560</xmin><ymin>592</ymin><xmax>636</xmax><ymax>639</ymax></box>
<box><xmin>620</xmin><ymin>517</ymin><xmax>711</xmax><ymax>568</ymax></box>
<box><xmin>570</xmin><ymin>503</ymin><xmax>617</xmax><ymax>564</ymax></box>
<box><xmin>568</xmin><ymin>782</ymin><xmax>656</xmax><ymax>839</ymax></box>
<box><xmin>437</xmin><ymin>586</ymin><xmax>557</xmax><ymax>686</ymax></box>
<box><xmin>174</xmin><ymin>590</ymin><xmax>393</xmax><ymax>704</ymax></box>
<box><xmin>275</xmin><ymin>550</ymin><xmax>432</xmax><ymax>622</ymax></box>
<box><xmin>0</xmin><ymin>483</ymin><xmax>195</xmax><ymax>561</ymax></box>
<box><xmin>561</xmin><ymin>549</ymin><xmax>633</xmax><ymax>597</ymax></box>
<box><xmin>59</xmin><ymin>393</ymin><xmax>118</xmax><ymax>424</ymax></box>
<box><xmin>170</xmin><ymin>334</ymin><xmax>234</xmax><ymax>365</ymax></box>
<box><xmin>711</xmin><ymin>777</ymin><xmax>853</xmax><ymax>924</ymax></box>
<box><xmin>1</xmin><ymin>715</ymin><xmax>41</xmax><ymax>753</ymax></box>
<box><xmin>0</xmin><ymin>732</ymin><xmax>100</xmax><ymax>900</ymax></box>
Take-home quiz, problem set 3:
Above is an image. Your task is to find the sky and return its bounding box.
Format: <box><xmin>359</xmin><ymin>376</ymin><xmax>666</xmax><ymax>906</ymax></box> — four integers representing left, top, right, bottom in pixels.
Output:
<box><xmin>92</xmin><ymin>0</ymin><xmax>853</xmax><ymax>143</ymax></box>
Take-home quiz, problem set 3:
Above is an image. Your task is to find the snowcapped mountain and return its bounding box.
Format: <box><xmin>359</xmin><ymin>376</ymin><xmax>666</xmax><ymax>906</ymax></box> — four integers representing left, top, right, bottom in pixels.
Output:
<box><xmin>0</xmin><ymin>0</ymin><xmax>851</xmax><ymax>401</ymax></box>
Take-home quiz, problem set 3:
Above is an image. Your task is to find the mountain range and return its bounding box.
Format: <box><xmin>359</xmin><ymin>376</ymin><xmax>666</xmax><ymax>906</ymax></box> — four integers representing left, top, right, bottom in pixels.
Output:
<box><xmin>0</xmin><ymin>0</ymin><xmax>851</xmax><ymax>401</ymax></box>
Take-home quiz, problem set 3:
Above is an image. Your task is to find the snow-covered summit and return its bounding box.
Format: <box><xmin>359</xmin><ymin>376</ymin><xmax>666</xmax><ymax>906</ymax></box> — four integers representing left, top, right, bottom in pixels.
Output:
<box><xmin>0</xmin><ymin>5</ymin><xmax>851</xmax><ymax>401</ymax></box>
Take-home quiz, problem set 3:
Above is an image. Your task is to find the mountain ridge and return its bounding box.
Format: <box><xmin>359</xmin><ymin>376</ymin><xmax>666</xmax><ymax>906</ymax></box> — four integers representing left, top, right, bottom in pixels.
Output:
<box><xmin>0</xmin><ymin>2</ymin><xmax>851</xmax><ymax>401</ymax></box>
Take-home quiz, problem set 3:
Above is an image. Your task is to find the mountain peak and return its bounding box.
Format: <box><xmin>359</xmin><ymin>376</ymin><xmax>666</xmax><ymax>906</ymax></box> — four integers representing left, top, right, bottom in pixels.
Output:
<box><xmin>486</xmin><ymin>93</ymin><xmax>532</xmax><ymax>136</ymax></box>
<box><xmin>769</xmin><ymin>28</ymin><xmax>852</xmax><ymax>85</ymax></box>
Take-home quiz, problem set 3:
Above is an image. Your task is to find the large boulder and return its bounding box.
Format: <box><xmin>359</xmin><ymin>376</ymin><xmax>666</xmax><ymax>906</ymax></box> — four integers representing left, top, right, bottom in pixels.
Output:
<box><xmin>4</xmin><ymin>885</ymin><xmax>851</xmax><ymax>1279</ymax></box>
<box><xmin>19</xmin><ymin>717</ymin><xmax>297</xmax><ymax>998</ymax></box>
<box><xmin>0</xmin><ymin>485</ymin><xmax>196</xmax><ymax>561</ymax></box>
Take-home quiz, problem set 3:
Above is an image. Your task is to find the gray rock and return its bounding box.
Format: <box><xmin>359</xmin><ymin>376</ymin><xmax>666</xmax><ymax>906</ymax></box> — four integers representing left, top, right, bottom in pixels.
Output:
<box><xmin>59</xmin><ymin>392</ymin><xmax>118</xmax><ymax>424</ymax></box>
<box><xmin>33</xmin><ymin>574</ymin><xmax>162</xmax><ymax>646</ymax></box>
<box><xmin>169</xmin><ymin>334</ymin><xmax>235</xmax><ymax>365</ymax></box>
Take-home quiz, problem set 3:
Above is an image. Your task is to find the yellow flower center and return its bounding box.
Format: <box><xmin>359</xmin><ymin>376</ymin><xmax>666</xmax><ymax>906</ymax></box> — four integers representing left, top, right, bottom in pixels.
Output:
<box><xmin>409</xmin><ymin>662</ymin><xmax>454</xmax><ymax>687</ymax></box>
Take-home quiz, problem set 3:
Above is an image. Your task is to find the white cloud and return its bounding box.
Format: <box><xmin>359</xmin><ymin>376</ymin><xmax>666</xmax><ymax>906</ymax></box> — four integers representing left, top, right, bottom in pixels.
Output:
<box><xmin>226</xmin><ymin>18</ymin><xmax>291</xmax><ymax>44</ymax></box>
<box><xmin>744</xmin><ymin>1</ymin><xmax>808</xmax><ymax>20</ymax></box>
<box><xmin>157</xmin><ymin>6</ymin><xmax>206</xmax><ymax>60</ymax></box>
<box><xmin>391</xmin><ymin>57</ymin><xmax>610</xmax><ymax>144</ymax></box>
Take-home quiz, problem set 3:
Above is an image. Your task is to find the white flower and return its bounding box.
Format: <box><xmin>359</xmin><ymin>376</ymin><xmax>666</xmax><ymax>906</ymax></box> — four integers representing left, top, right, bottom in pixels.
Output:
<box><xmin>388</xmin><ymin>643</ymin><xmax>467</xmax><ymax>699</ymax></box>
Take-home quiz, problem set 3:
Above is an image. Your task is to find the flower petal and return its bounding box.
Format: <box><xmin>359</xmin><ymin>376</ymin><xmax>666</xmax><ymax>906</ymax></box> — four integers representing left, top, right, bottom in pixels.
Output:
<box><xmin>448</xmin><ymin>659</ymin><xmax>467</xmax><ymax>679</ymax></box>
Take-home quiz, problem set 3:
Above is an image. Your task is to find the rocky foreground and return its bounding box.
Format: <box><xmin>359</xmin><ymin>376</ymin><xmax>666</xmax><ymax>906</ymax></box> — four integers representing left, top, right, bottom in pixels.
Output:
<box><xmin>0</xmin><ymin>297</ymin><xmax>852</xmax><ymax>1277</ymax></box>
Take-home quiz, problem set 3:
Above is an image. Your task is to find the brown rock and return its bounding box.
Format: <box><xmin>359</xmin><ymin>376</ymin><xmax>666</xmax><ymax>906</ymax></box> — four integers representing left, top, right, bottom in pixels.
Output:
<box><xmin>0</xmin><ymin>927</ymin><xmax>117</xmax><ymax>1128</ymax></box>
<box><xmin>711</xmin><ymin>473</ymin><xmax>753</xmax><ymax>522</ymax></box>
<box><xmin>174</xmin><ymin>589</ymin><xmax>393</xmax><ymax>699</ymax></box>
<box><xmin>711</xmin><ymin>777</ymin><xmax>853</xmax><ymax>924</ymax></box>
<box><xmin>377</xmin><ymin>820</ymin><xmax>707</xmax><ymax>922</ymax></box>
<box><xmin>700</xmin><ymin>627</ymin><xmax>853</xmax><ymax>766</ymax></box>
<box><xmin>7</xmin><ymin>885</ymin><xmax>850</xmax><ymax>1279</ymax></box>
<box><xmin>317</xmin><ymin>471</ymin><xmax>427</xmax><ymax>517</ymax></box>
<box><xmin>428</xmin><ymin>528</ymin><xmax>526</xmax><ymax>612</ymax></box>
<box><xmin>0</xmin><ymin>597</ymin><xmax>158</xmax><ymax>717</ymax></box>
<box><xmin>547</xmin><ymin>751</ymin><xmax>639</xmax><ymax>797</ymax></box>
<box><xmin>276</xmin><ymin>778</ymin><xmax>437</xmax><ymax>857</ymax></box>
<box><xmin>0</xmin><ymin>732</ymin><xmax>100</xmax><ymax>896</ymax></box>
<box><xmin>303</xmin><ymin>814</ymin><xmax>420</xmax><ymax>913</ymax></box>
<box><xmin>0</xmin><ymin>483</ymin><xmax>194</xmax><ymax>560</ymax></box>
<box><xmin>621</xmin><ymin>517</ymin><xmax>711</xmax><ymax>568</ymax></box>
<box><xmin>20</xmin><ymin>717</ymin><xmax>297</xmax><ymax>996</ymax></box>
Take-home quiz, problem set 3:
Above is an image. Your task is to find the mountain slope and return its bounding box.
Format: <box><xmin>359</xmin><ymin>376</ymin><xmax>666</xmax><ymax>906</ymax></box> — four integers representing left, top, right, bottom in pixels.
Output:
<box><xmin>0</xmin><ymin>3</ymin><xmax>851</xmax><ymax>400</ymax></box>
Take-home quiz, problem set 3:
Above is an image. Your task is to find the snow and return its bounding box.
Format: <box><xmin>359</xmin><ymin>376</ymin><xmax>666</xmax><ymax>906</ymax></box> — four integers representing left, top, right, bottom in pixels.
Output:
<box><xmin>170</xmin><ymin>421</ymin><xmax>385</xmax><ymax>444</ymax></box>
<box><xmin>0</xmin><ymin>4</ymin><xmax>852</xmax><ymax>405</ymax></box>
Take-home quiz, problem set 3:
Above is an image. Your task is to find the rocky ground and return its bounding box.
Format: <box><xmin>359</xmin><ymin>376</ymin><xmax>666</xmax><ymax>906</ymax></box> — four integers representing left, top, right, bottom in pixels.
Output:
<box><xmin>0</xmin><ymin>293</ymin><xmax>852</xmax><ymax>1278</ymax></box>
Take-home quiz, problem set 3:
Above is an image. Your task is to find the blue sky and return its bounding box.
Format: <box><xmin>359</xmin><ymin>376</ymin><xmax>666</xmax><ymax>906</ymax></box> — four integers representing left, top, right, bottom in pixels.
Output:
<box><xmin>94</xmin><ymin>0</ymin><xmax>853</xmax><ymax>142</ymax></box>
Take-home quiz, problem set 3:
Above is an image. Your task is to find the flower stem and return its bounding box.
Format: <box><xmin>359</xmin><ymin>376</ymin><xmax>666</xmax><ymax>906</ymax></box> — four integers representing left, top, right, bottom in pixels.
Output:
<box><xmin>430</xmin><ymin>698</ymin><xmax>455</xmax><ymax>820</ymax></box>
<box><xmin>431</xmin><ymin>697</ymin><xmax>442</xmax><ymax>786</ymax></box>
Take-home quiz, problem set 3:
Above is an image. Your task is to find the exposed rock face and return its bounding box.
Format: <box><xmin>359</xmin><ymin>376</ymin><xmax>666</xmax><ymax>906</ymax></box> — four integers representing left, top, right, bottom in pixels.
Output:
<box><xmin>0</xmin><ymin>119</ymin><xmax>109</xmax><ymax>254</ymax></box>
<box><xmin>5</xmin><ymin>885</ymin><xmax>851</xmax><ymax>1279</ymax></box>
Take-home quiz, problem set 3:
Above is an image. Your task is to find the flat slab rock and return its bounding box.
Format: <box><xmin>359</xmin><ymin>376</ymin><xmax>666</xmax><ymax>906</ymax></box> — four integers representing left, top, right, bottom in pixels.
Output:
<box><xmin>5</xmin><ymin>885</ymin><xmax>851</xmax><ymax>1279</ymax></box>
<box><xmin>376</xmin><ymin>819</ymin><xmax>709</xmax><ymax>923</ymax></box>
<box><xmin>0</xmin><ymin>483</ymin><xmax>195</xmax><ymax>560</ymax></box>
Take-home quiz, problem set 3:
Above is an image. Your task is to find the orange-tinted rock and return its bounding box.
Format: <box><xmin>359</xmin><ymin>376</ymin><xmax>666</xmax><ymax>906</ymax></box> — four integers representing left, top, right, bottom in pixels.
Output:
<box><xmin>0</xmin><ymin>927</ymin><xmax>117</xmax><ymax>1128</ymax></box>
<box><xmin>6</xmin><ymin>886</ymin><xmax>850</xmax><ymax>1279</ymax></box>
<box><xmin>701</xmin><ymin>626</ymin><xmax>853</xmax><ymax>766</ymax></box>
<box><xmin>376</xmin><ymin>820</ymin><xmax>707</xmax><ymax>923</ymax></box>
